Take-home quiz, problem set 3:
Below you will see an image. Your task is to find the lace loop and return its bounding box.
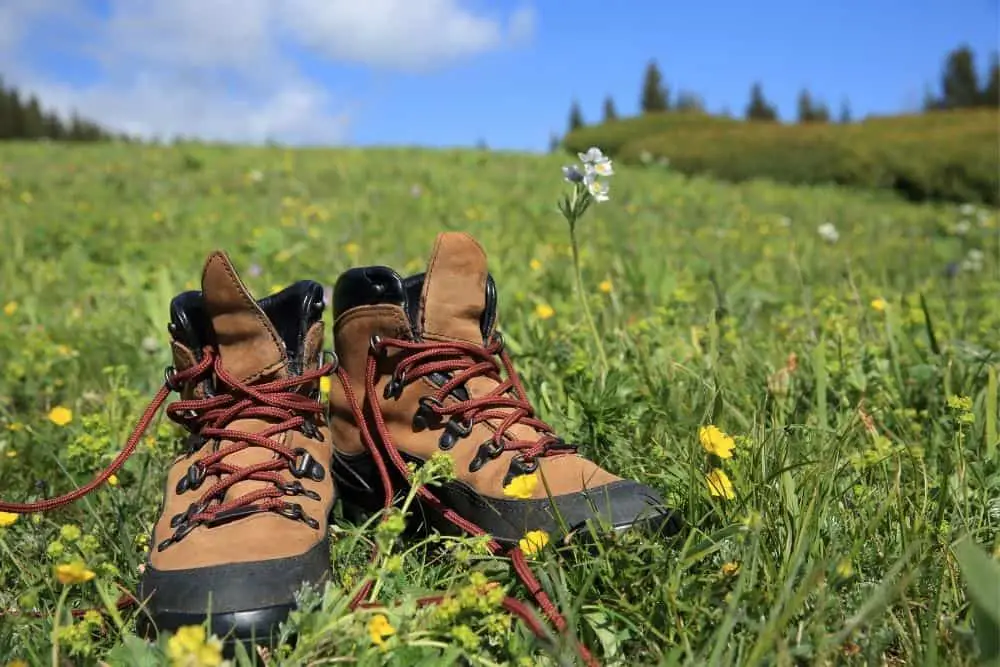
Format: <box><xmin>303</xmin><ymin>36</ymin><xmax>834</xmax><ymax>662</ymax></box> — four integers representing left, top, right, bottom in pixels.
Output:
<box><xmin>373</xmin><ymin>336</ymin><xmax>577</xmax><ymax>466</ymax></box>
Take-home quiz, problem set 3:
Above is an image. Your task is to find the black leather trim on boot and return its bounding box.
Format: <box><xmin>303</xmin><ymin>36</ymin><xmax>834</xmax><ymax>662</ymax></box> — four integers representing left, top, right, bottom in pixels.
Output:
<box><xmin>333</xmin><ymin>450</ymin><xmax>683</xmax><ymax>546</ymax></box>
<box><xmin>332</xmin><ymin>266</ymin><xmax>407</xmax><ymax>318</ymax></box>
<box><xmin>136</xmin><ymin>537</ymin><xmax>331</xmax><ymax>644</ymax></box>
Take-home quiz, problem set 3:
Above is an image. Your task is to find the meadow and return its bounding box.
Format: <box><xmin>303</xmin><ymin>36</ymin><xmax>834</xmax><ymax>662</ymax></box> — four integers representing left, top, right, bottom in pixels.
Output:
<box><xmin>0</xmin><ymin>141</ymin><xmax>998</xmax><ymax>666</ymax></box>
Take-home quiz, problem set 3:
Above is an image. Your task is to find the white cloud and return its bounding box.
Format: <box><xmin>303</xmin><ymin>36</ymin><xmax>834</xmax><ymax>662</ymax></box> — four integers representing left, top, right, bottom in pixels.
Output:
<box><xmin>0</xmin><ymin>0</ymin><xmax>63</xmax><ymax>54</ymax></box>
<box><xmin>279</xmin><ymin>0</ymin><xmax>536</xmax><ymax>71</ymax></box>
<box><xmin>2</xmin><ymin>0</ymin><xmax>537</xmax><ymax>143</ymax></box>
<box><xmin>27</xmin><ymin>75</ymin><xmax>350</xmax><ymax>145</ymax></box>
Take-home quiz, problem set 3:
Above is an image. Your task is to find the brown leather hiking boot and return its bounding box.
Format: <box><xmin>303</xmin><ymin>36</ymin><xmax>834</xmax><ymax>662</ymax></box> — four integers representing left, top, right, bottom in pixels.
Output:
<box><xmin>329</xmin><ymin>232</ymin><xmax>682</xmax><ymax>547</ymax></box>
<box><xmin>0</xmin><ymin>252</ymin><xmax>337</xmax><ymax>650</ymax></box>
<box><xmin>136</xmin><ymin>252</ymin><xmax>337</xmax><ymax>646</ymax></box>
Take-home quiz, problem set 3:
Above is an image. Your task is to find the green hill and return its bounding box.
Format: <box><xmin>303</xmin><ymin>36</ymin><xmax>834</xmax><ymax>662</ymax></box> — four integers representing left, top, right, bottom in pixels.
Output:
<box><xmin>564</xmin><ymin>109</ymin><xmax>1000</xmax><ymax>205</ymax></box>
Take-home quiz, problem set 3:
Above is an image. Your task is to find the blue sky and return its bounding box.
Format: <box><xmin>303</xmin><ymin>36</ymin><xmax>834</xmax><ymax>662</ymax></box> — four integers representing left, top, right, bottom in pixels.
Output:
<box><xmin>2</xmin><ymin>0</ymin><xmax>997</xmax><ymax>150</ymax></box>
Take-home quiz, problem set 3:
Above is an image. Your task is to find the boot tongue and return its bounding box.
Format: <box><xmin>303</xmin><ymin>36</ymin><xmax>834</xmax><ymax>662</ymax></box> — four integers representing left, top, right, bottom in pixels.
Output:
<box><xmin>418</xmin><ymin>232</ymin><xmax>491</xmax><ymax>344</ymax></box>
<box><xmin>201</xmin><ymin>251</ymin><xmax>288</xmax><ymax>382</ymax></box>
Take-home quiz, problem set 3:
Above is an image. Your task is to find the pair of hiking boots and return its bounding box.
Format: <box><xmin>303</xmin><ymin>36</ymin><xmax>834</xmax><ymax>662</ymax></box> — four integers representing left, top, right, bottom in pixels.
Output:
<box><xmin>2</xmin><ymin>232</ymin><xmax>681</xmax><ymax>655</ymax></box>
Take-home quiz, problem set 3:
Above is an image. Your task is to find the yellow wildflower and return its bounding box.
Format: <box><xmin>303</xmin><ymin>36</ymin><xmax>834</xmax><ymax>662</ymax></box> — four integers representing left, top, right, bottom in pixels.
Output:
<box><xmin>699</xmin><ymin>425</ymin><xmax>735</xmax><ymax>459</ymax></box>
<box><xmin>7</xmin><ymin>422</ymin><xmax>23</xmax><ymax>431</ymax></box>
<box><xmin>706</xmin><ymin>468</ymin><xmax>736</xmax><ymax>500</ymax></box>
<box><xmin>534</xmin><ymin>303</ymin><xmax>554</xmax><ymax>320</ymax></box>
<box><xmin>54</xmin><ymin>560</ymin><xmax>96</xmax><ymax>585</ymax></box>
<box><xmin>6</xmin><ymin>660</ymin><xmax>29</xmax><ymax>667</ymax></box>
<box><xmin>519</xmin><ymin>530</ymin><xmax>550</xmax><ymax>556</ymax></box>
<box><xmin>108</xmin><ymin>474</ymin><xmax>119</xmax><ymax>487</ymax></box>
<box><xmin>47</xmin><ymin>406</ymin><xmax>73</xmax><ymax>426</ymax></box>
<box><xmin>166</xmin><ymin>625</ymin><xmax>224</xmax><ymax>667</ymax></box>
<box><xmin>871</xmin><ymin>298</ymin><xmax>886</xmax><ymax>312</ymax></box>
<box><xmin>344</xmin><ymin>242</ymin><xmax>360</xmax><ymax>257</ymax></box>
<box><xmin>60</xmin><ymin>524</ymin><xmax>82</xmax><ymax>542</ymax></box>
<box><xmin>598</xmin><ymin>279</ymin><xmax>613</xmax><ymax>294</ymax></box>
<box><xmin>835</xmin><ymin>558</ymin><xmax>854</xmax><ymax>579</ymax></box>
<box><xmin>720</xmin><ymin>561</ymin><xmax>740</xmax><ymax>576</ymax></box>
<box><xmin>5</xmin><ymin>450</ymin><xmax>16</xmax><ymax>458</ymax></box>
<box><xmin>529</xmin><ymin>258</ymin><xmax>542</xmax><ymax>271</ymax></box>
<box><xmin>503</xmin><ymin>473</ymin><xmax>538</xmax><ymax>500</ymax></box>
<box><xmin>367</xmin><ymin>613</ymin><xmax>396</xmax><ymax>646</ymax></box>
<box><xmin>3</xmin><ymin>301</ymin><xmax>17</xmax><ymax>316</ymax></box>
<box><xmin>0</xmin><ymin>512</ymin><xmax>18</xmax><ymax>528</ymax></box>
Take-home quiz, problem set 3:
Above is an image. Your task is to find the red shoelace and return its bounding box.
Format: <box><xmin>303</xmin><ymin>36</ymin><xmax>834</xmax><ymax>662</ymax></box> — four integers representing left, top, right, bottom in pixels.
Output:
<box><xmin>375</xmin><ymin>332</ymin><xmax>577</xmax><ymax>462</ymax></box>
<box><xmin>0</xmin><ymin>342</ymin><xmax>599</xmax><ymax>666</ymax></box>
<box><xmin>336</xmin><ymin>333</ymin><xmax>598</xmax><ymax>666</ymax></box>
<box><xmin>0</xmin><ymin>347</ymin><xmax>335</xmax><ymax>618</ymax></box>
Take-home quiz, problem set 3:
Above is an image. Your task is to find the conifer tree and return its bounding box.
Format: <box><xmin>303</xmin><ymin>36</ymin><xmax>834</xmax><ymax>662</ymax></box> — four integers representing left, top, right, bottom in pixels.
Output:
<box><xmin>640</xmin><ymin>60</ymin><xmax>669</xmax><ymax>113</ymax></box>
<box><xmin>745</xmin><ymin>82</ymin><xmax>778</xmax><ymax>121</ymax></box>
<box><xmin>940</xmin><ymin>45</ymin><xmax>981</xmax><ymax>109</ymax></box>
<box><xmin>568</xmin><ymin>100</ymin><xmax>584</xmax><ymax>132</ymax></box>
<box><xmin>837</xmin><ymin>98</ymin><xmax>852</xmax><ymax>123</ymax></box>
<box><xmin>602</xmin><ymin>95</ymin><xmax>618</xmax><ymax>122</ymax></box>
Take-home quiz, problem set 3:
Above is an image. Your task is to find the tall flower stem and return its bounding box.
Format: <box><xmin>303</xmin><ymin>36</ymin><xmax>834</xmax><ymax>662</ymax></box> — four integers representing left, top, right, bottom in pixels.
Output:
<box><xmin>564</xmin><ymin>185</ymin><xmax>609</xmax><ymax>381</ymax></box>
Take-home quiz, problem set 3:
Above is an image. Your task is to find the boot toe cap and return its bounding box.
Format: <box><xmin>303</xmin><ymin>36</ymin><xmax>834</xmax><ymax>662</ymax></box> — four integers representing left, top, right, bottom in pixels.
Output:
<box><xmin>437</xmin><ymin>479</ymin><xmax>683</xmax><ymax>545</ymax></box>
<box><xmin>136</xmin><ymin>537</ymin><xmax>330</xmax><ymax>648</ymax></box>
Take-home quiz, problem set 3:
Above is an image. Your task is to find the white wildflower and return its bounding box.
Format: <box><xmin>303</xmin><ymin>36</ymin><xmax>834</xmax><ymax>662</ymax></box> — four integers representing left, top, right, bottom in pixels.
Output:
<box><xmin>585</xmin><ymin>172</ymin><xmax>610</xmax><ymax>202</ymax></box>
<box><xmin>961</xmin><ymin>248</ymin><xmax>984</xmax><ymax>273</ymax></box>
<box><xmin>818</xmin><ymin>222</ymin><xmax>839</xmax><ymax>244</ymax></box>
<box><xmin>577</xmin><ymin>147</ymin><xmax>608</xmax><ymax>165</ymax></box>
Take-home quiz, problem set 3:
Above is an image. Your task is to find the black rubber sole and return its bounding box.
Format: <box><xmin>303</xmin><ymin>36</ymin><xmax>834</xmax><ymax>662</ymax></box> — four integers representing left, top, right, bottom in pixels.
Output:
<box><xmin>134</xmin><ymin>537</ymin><xmax>332</xmax><ymax>657</ymax></box>
<box><xmin>333</xmin><ymin>449</ymin><xmax>685</xmax><ymax>549</ymax></box>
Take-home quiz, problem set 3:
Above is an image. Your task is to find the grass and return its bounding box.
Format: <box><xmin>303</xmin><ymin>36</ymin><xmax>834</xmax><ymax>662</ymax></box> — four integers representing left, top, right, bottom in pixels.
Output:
<box><xmin>0</xmin><ymin>141</ymin><xmax>998</xmax><ymax>666</ymax></box>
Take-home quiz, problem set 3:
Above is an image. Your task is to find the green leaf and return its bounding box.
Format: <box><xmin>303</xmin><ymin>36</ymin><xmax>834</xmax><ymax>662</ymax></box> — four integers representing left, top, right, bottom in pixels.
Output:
<box><xmin>103</xmin><ymin>635</ymin><xmax>163</xmax><ymax>667</ymax></box>
<box><xmin>953</xmin><ymin>537</ymin><xmax>1000</xmax><ymax>663</ymax></box>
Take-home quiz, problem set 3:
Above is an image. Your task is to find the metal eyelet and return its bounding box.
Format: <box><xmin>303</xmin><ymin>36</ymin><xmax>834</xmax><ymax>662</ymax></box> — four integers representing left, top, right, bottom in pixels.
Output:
<box><xmin>517</xmin><ymin>456</ymin><xmax>539</xmax><ymax>473</ymax></box>
<box><xmin>369</xmin><ymin>335</ymin><xmax>384</xmax><ymax>355</ymax></box>
<box><xmin>438</xmin><ymin>417</ymin><xmax>473</xmax><ymax>450</ymax></box>
<box><xmin>163</xmin><ymin>365</ymin><xmax>181</xmax><ymax>391</ymax></box>
<box><xmin>158</xmin><ymin>517</ymin><xmax>198</xmax><ymax>551</ymax></box>
<box><xmin>278</xmin><ymin>502</ymin><xmax>320</xmax><ymax>529</ymax></box>
<box><xmin>469</xmin><ymin>439</ymin><xmax>506</xmax><ymax>473</ymax></box>
<box><xmin>183</xmin><ymin>433</ymin><xmax>207</xmax><ymax>456</ymax></box>
<box><xmin>383</xmin><ymin>370</ymin><xmax>407</xmax><ymax>400</ymax></box>
<box><xmin>289</xmin><ymin>448</ymin><xmax>326</xmax><ymax>481</ymax></box>
<box><xmin>300</xmin><ymin>418</ymin><xmax>325</xmax><ymax>441</ymax></box>
<box><xmin>175</xmin><ymin>463</ymin><xmax>206</xmax><ymax>494</ymax></box>
<box><xmin>279</xmin><ymin>480</ymin><xmax>321</xmax><ymax>501</ymax></box>
<box><xmin>412</xmin><ymin>396</ymin><xmax>444</xmax><ymax>430</ymax></box>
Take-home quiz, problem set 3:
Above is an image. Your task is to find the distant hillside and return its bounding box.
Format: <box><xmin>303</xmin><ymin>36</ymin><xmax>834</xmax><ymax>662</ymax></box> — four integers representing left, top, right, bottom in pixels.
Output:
<box><xmin>562</xmin><ymin>109</ymin><xmax>999</xmax><ymax>205</ymax></box>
